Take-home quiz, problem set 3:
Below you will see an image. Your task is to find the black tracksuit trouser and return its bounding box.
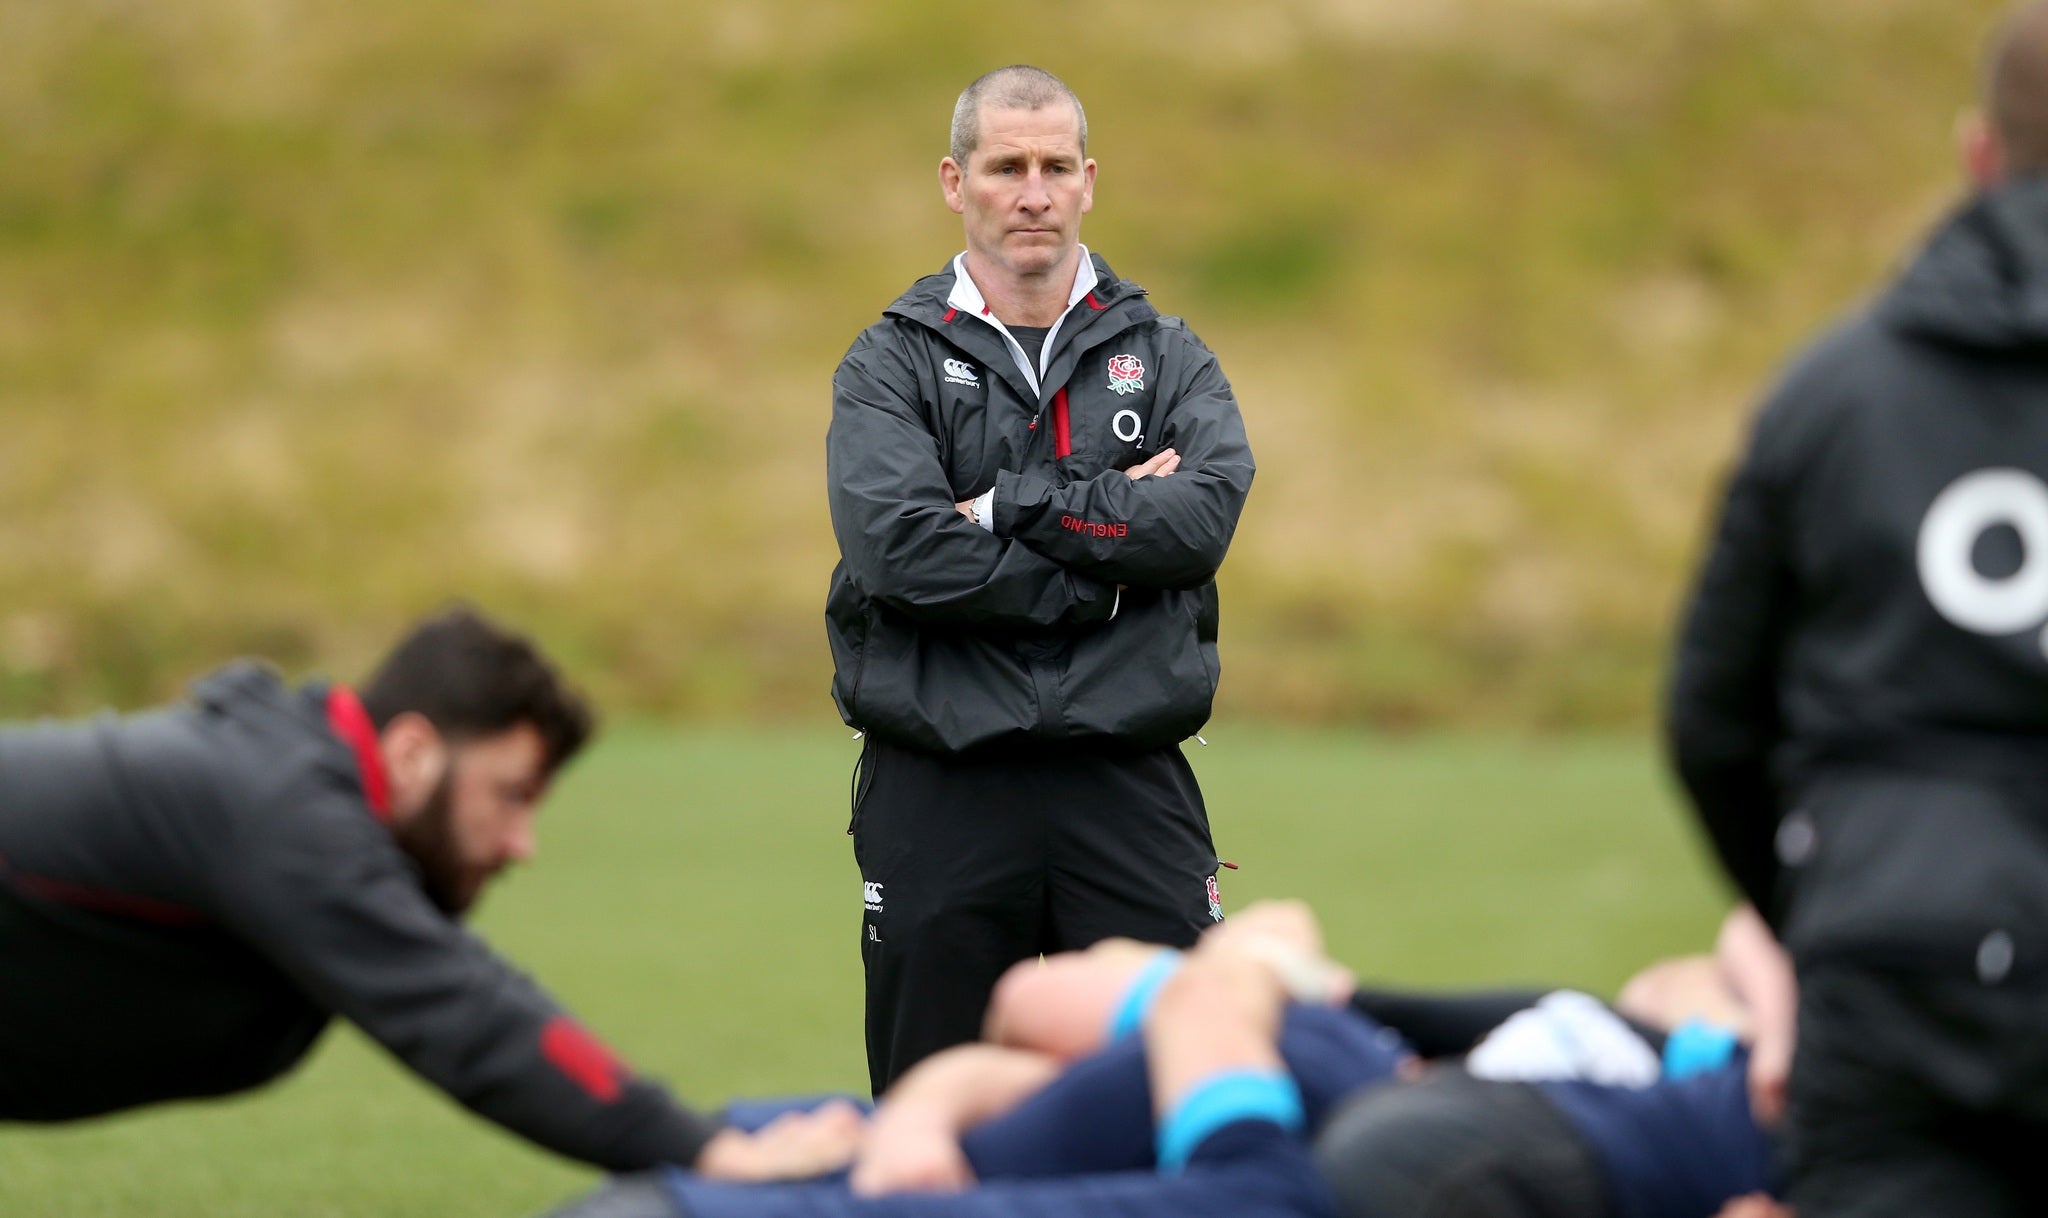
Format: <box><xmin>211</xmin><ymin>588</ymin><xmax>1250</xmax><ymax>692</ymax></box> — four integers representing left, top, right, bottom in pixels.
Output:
<box><xmin>852</xmin><ymin>737</ymin><xmax>1222</xmax><ymax>1095</ymax></box>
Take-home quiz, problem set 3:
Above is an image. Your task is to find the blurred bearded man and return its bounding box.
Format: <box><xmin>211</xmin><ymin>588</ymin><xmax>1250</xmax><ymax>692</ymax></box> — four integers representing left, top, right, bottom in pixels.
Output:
<box><xmin>0</xmin><ymin>606</ymin><xmax>834</xmax><ymax>1180</ymax></box>
<box><xmin>826</xmin><ymin>65</ymin><xmax>1254</xmax><ymax>1094</ymax></box>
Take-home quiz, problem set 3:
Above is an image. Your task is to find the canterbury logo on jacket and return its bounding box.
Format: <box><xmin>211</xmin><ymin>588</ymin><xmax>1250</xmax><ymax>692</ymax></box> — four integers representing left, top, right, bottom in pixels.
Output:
<box><xmin>826</xmin><ymin>250</ymin><xmax>1253</xmax><ymax>753</ymax></box>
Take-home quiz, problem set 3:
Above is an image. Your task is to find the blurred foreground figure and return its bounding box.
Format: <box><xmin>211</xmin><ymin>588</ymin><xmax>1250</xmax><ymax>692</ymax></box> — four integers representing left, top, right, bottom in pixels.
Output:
<box><xmin>0</xmin><ymin>607</ymin><xmax>833</xmax><ymax>1179</ymax></box>
<box><xmin>1667</xmin><ymin>5</ymin><xmax>2048</xmax><ymax>1213</ymax></box>
<box><xmin>540</xmin><ymin>902</ymin><xmax>1790</xmax><ymax>1218</ymax></box>
<box><xmin>826</xmin><ymin>64</ymin><xmax>1253</xmax><ymax>1092</ymax></box>
<box><xmin>547</xmin><ymin>926</ymin><xmax>1340</xmax><ymax>1218</ymax></box>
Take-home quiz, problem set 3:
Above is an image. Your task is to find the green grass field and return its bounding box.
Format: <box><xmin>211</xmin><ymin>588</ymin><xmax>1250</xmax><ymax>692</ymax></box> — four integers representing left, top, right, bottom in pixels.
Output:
<box><xmin>0</xmin><ymin>723</ymin><xmax>1728</xmax><ymax>1217</ymax></box>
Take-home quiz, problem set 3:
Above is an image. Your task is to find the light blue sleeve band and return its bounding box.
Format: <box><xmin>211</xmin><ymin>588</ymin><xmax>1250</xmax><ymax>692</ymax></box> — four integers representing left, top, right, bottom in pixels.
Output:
<box><xmin>1156</xmin><ymin>1068</ymin><xmax>1304</xmax><ymax>1173</ymax></box>
<box><xmin>1107</xmin><ymin>950</ymin><xmax>1183</xmax><ymax>1041</ymax></box>
<box><xmin>1662</xmin><ymin>1018</ymin><xmax>1740</xmax><ymax>1080</ymax></box>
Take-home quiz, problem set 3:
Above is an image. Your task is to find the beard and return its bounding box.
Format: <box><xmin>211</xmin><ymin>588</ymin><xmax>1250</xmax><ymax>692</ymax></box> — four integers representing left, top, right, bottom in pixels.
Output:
<box><xmin>392</xmin><ymin>768</ymin><xmax>480</xmax><ymax>916</ymax></box>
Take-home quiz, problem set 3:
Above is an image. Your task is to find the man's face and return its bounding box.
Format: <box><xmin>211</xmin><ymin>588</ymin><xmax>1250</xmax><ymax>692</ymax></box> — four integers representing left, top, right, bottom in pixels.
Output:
<box><xmin>395</xmin><ymin>722</ymin><xmax>549</xmax><ymax>916</ymax></box>
<box><xmin>941</xmin><ymin>102</ymin><xmax>1096</xmax><ymax>285</ymax></box>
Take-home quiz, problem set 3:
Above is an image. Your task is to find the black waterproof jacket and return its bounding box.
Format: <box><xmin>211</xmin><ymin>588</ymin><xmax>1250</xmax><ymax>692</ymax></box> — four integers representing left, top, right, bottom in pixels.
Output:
<box><xmin>1668</xmin><ymin>178</ymin><xmax>2048</xmax><ymax>979</ymax></box>
<box><xmin>826</xmin><ymin>253</ymin><xmax>1253</xmax><ymax>754</ymax></box>
<box><xmin>0</xmin><ymin>663</ymin><xmax>717</xmax><ymax>1169</ymax></box>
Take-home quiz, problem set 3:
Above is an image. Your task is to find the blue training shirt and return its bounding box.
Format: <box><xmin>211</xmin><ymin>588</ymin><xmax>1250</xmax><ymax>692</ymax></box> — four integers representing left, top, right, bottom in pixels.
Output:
<box><xmin>1535</xmin><ymin>1051</ymin><xmax>1777</xmax><ymax>1218</ymax></box>
<box><xmin>963</xmin><ymin>1002</ymin><xmax>1413</xmax><ymax>1180</ymax></box>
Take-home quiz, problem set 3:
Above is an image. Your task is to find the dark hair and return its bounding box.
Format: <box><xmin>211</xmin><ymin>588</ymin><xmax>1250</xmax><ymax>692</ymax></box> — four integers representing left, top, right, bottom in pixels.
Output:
<box><xmin>1990</xmin><ymin>2</ymin><xmax>2048</xmax><ymax>176</ymax></box>
<box><xmin>359</xmin><ymin>605</ymin><xmax>595</xmax><ymax>773</ymax></box>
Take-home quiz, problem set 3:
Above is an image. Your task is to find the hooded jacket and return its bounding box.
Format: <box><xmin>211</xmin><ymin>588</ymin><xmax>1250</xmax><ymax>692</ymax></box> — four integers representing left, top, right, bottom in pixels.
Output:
<box><xmin>0</xmin><ymin>663</ymin><xmax>717</xmax><ymax>1170</ymax></box>
<box><xmin>826</xmin><ymin>251</ymin><xmax>1253</xmax><ymax>755</ymax></box>
<box><xmin>1668</xmin><ymin>178</ymin><xmax>2048</xmax><ymax>978</ymax></box>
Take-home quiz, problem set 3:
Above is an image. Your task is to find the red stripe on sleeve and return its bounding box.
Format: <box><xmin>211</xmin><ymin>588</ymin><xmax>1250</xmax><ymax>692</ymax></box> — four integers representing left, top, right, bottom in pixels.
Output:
<box><xmin>0</xmin><ymin>852</ymin><xmax>206</xmax><ymax>926</ymax></box>
<box><xmin>541</xmin><ymin>1017</ymin><xmax>630</xmax><ymax>1103</ymax></box>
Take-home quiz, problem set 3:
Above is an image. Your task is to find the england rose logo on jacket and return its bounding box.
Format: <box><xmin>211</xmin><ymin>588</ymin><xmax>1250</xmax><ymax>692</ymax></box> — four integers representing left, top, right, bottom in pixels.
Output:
<box><xmin>1106</xmin><ymin>353</ymin><xmax>1146</xmax><ymax>396</ymax></box>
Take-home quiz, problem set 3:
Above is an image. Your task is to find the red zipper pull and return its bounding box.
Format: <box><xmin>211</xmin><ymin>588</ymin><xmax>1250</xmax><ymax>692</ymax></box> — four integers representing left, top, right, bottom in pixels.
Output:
<box><xmin>1029</xmin><ymin>413</ymin><xmax>1040</xmax><ymax>431</ymax></box>
<box><xmin>1219</xmin><ymin>860</ymin><xmax>1239</xmax><ymax>870</ymax></box>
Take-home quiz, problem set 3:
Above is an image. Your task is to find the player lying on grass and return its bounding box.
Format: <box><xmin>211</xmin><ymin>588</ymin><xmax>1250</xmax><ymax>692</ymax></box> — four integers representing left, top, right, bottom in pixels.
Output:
<box><xmin>538</xmin><ymin>903</ymin><xmax>1794</xmax><ymax>1218</ymax></box>
<box><xmin>546</xmin><ymin>926</ymin><xmax>1346</xmax><ymax>1218</ymax></box>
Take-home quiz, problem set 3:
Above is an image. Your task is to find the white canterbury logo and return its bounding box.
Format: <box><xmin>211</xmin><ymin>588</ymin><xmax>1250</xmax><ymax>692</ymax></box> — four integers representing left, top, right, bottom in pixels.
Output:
<box><xmin>942</xmin><ymin>359</ymin><xmax>979</xmax><ymax>387</ymax></box>
<box><xmin>863</xmin><ymin>881</ymin><xmax>885</xmax><ymax>912</ymax></box>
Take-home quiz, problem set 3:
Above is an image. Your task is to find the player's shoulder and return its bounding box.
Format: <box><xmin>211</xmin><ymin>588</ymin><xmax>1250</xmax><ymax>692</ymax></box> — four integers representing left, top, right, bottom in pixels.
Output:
<box><xmin>837</xmin><ymin>314</ymin><xmax>937</xmax><ymax>393</ymax></box>
<box><xmin>1107</xmin><ymin>307</ymin><xmax>1219</xmax><ymax>365</ymax></box>
<box><xmin>1772</xmin><ymin>305</ymin><xmax>1897</xmax><ymax>401</ymax></box>
<box><xmin>1746</xmin><ymin>304</ymin><xmax>1899</xmax><ymax>465</ymax></box>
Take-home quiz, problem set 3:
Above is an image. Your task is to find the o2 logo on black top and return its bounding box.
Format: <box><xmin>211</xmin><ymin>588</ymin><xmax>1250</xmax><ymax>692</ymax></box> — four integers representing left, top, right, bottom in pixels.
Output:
<box><xmin>1918</xmin><ymin>468</ymin><xmax>2048</xmax><ymax>654</ymax></box>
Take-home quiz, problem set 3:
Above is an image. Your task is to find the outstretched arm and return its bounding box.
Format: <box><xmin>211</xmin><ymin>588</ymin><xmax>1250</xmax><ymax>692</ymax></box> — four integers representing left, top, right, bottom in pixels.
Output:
<box><xmin>1718</xmin><ymin>904</ymin><xmax>1797</xmax><ymax>1126</ymax></box>
<box><xmin>981</xmin><ymin>938</ymin><xmax>1169</xmax><ymax>1060</ymax></box>
<box><xmin>1144</xmin><ymin>934</ymin><xmax>1303</xmax><ymax>1174</ymax></box>
<box><xmin>849</xmin><ymin>1045</ymin><xmax>1064</xmax><ymax>1196</ymax></box>
<box><xmin>983</xmin><ymin>902</ymin><xmax>1350</xmax><ymax>1063</ymax></box>
<box><xmin>214</xmin><ymin>778</ymin><xmax>719</xmax><ymax>1173</ymax></box>
<box><xmin>1667</xmin><ymin>397</ymin><xmax>1800</xmax><ymax>917</ymax></box>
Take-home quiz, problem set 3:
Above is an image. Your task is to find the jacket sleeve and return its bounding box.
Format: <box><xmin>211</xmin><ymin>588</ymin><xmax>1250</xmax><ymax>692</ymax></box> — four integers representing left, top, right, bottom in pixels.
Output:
<box><xmin>206</xmin><ymin>778</ymin><xmax>719</xmax><ymax>1172</ymax></box>
<box><xmin>829</xmin><ymin>331</ymin><xmax>1119</xmax><ymax>628</ymax></box>
<box><xmin>1665</xmin><ymin>397</ymin><xmax>1801</xmax><ymax>919</ymax></box>
<box><xmin>991</xmin><ymin>326</ymin><xmax>1253</xmax><ymax>590</ymax></box>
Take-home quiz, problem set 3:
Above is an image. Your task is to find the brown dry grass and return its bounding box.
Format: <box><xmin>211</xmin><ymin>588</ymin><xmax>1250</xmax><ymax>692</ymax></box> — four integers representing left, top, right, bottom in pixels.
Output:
<box><xmin>0</xmin><ymin>0</ymin><xmax>2010</xmax><ymax>724</ymax></box>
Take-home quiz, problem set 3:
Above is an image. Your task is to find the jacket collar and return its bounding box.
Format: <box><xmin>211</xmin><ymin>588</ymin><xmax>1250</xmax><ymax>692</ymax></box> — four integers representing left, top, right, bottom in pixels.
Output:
<box><xmin>943</xmin><ymin>246</ymin><xmax>1100</xmax><ymax>396</ymax></box>
<box><xmin>1885</xmin><ymin>176</ymin><xmax>2048</xmax><ymax>353</ymax></box>
<box><xmin>887</xmin><ymin>250</ymin><xmax>1152</xmax><ymax>405</ymax></box>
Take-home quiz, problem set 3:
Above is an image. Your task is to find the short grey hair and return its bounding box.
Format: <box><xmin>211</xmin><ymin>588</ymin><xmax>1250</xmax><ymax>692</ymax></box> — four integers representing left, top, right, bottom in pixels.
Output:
<box><xmin>949</xmin><ymin>65</ymin><xmax>1088</xmax><ymax>166</ymax></box>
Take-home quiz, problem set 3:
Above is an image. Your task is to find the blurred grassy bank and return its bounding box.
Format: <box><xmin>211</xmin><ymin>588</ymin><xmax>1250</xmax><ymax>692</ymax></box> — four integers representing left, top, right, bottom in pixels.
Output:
<box><xmin>0</xmin><ymin>0</ymin><xmax>2009</xmax><ymax>725</ymax></box>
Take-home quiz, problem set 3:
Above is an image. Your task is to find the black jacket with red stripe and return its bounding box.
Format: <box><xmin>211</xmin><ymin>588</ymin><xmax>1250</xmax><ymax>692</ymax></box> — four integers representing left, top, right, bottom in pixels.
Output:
<box><xmin>826</xmin><ymin>251</ymin><xmax>1254</xmax><ymax>754</ymax></box>
<box><xmin>0</xmin><ymin>662</ymin><xmax>717</xmax><ymax>1170</ymax></box>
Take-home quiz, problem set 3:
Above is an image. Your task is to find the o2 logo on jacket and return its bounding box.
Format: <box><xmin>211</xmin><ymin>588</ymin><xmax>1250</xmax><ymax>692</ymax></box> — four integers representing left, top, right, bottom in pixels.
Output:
<box><xmin>1917</xmin><ymin>468</ymin><xmax>2048</xmax><ymax>654</ymax></box>
<box><xmin>1106</xmin><ymin>353</ymin><xmax>1145</xmax><ymax>396</ymax></box>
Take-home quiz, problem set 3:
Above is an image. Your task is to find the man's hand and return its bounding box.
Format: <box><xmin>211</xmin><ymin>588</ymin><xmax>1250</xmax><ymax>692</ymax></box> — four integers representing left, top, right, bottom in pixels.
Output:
<box><xmin>1712</xmin><ymin>1194</ymin><xmax>1792</xmax><ymax>1218</ymax></box>
<box><xmin>849</xmin><ymin>1106</ymin><xmax>975</xmax><ymax>1197</ymax></box>
<box><xmin>693</xmin><ymin>1101</ymin><xmax>867</xmax><ymax>1182</ymax></box>
<box><xmin>1125</xmin><ymin>449</ymin><xmax>1180</xmax><ymax>480</ymax></box>
<box><xmin>1716</xmin><ymin>904</ymin><xmax>1796</xmax><ymax>1127</ymax></box>
<box><xmin>1747</xmin><ymin>1027</ymin><xmax>1792</xmax><ymax>1128</ymax></box>
<box><xmin>1202</xmin><ymin>900</ymin><xmax>1354</xmax><ymax>1005</ymax></box>
<box><xmin>850</xmin><ymin>1044</ymin><xmax>1057</xmax><ymax>1194</ymax></box>
<box><xmin>1204</xmin><ymin>899</ymin><xmax>1324</xmax><ymax>957</ymax></box>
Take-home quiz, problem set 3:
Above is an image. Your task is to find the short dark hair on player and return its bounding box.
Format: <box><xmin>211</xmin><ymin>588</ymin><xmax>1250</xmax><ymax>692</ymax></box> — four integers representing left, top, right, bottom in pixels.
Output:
<box><xmin>1989</xmin><ymin>2</ymin><xmax>2048</xmax><ymax>176</ymax></box>
<box><xmin>360</xmin><ymin>605</ymin><xmax>595</xmax><ymax>773</ymax></box>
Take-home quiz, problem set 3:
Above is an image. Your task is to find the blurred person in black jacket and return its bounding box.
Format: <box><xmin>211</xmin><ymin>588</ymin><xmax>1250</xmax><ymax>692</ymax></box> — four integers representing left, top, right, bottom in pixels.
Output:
<box><xmin>1667</xmin><ymin>5</ymin><xmax>2048</xmax><ymax>1213</ymax></box>
<box><xmin>0</xmin><ymin>606</ymin><xmax>855</xmax><ymax>1181</ymax></box>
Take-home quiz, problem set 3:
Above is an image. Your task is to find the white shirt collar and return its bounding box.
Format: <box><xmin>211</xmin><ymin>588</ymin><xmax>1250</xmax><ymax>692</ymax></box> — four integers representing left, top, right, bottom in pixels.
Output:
<box><xmin>945</xmin><ymin>246</ymin><xmax>1099</xmax><ymax>394</ymax></box>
